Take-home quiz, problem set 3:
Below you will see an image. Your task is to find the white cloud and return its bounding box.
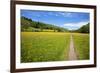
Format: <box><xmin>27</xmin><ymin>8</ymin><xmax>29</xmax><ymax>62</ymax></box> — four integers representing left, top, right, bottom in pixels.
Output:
<box><xmin>58</xmin><ymin>12</ymin><xmax>73</xmax><ymax>17</ymax></box>
<box><xmin>62</xmin><ymin>21</ymin><xmax>89</xmax><ymax>30</ymax></box>
<box><xmin>46</xmin><ymin>12</ymin><xmax>73</xmax><ymax>17</ymax></box>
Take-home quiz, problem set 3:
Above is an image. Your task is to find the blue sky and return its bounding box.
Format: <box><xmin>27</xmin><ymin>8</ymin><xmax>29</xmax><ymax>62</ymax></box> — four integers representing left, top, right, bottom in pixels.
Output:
<box><xmin>21</xmin><ymin>10</ymin><xmax>89</xmax><ymax>30</ymax></box>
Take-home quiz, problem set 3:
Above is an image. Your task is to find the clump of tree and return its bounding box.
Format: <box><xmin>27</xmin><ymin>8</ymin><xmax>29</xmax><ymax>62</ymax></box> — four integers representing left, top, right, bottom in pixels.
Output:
<box><xmin>21</xmin><ymin>16</ymin><xmax>68</xmax><ymax>32</ymax></box>
<box><xmin>77</xmin><ymin>23</ymin><xmax>89</xmax><ymax>33</ymax></box>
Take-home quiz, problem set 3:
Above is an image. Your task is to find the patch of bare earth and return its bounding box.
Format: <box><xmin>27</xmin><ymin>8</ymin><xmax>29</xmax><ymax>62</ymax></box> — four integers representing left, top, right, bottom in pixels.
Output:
<box><xmin>68</xmin><ymin>34</ymin><xmax>77</xmax><ymax>60</ymax></box>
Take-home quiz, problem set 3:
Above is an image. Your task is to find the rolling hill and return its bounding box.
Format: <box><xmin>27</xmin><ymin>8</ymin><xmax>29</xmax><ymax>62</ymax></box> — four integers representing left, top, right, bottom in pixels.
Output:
<box><xmin>21</xmin><ymin>16</ymin><xmax>68</xmax><ymax>32</ymax></box>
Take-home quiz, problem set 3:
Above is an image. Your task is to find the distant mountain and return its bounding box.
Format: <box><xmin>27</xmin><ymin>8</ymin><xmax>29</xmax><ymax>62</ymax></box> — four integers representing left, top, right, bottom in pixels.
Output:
<box><xmin>21</xmin><ymin>16</ymin><xmax>68</xmax><ymax>32</ymax></box>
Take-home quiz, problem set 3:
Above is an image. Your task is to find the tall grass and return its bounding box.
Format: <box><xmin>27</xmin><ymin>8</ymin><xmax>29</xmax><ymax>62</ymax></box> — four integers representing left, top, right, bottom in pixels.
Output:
<box><xmin>21</xmin><ymin>32</ymin><xmax>70</xmax><ymax>63</ymax></box>
<box><xmin>73</xmin><ymin>33</ymin><xmax>89</xmax><ymax>60</ymax></box>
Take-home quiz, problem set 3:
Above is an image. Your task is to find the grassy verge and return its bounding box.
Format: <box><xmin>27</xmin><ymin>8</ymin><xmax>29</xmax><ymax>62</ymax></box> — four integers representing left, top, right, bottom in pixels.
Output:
<box><xmin>21</xmin><ymin>32</ymin><xmax>70</xmax><ymax>63</ymax></box>
<box><xmin>73</xmin><ymin>33</ymin><xmax>89</xmax><ymax>60</ymax></box>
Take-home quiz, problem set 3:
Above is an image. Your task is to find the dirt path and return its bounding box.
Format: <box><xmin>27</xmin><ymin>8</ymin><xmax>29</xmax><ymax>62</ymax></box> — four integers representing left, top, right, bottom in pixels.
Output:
<box><xmin>68</xmin><ymin>34</ymin><xmax>77</xmax><ymax>60</ymax></box>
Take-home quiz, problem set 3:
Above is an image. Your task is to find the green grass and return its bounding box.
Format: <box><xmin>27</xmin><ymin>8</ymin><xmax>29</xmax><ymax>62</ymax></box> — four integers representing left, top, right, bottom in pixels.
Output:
<box><xmin>42</xmin><ymin>29</ymin><xmax>56</xmax><ymax>32</ymax></box>
<box><xmin>21</xmin><ymin>32</ymin><xmax>70</xmax><ymax>63</ymax></box>
<box><xmin>73</xmin><ymin>33</ymin><xmax>89</xmax><ymax>60</ymax></box>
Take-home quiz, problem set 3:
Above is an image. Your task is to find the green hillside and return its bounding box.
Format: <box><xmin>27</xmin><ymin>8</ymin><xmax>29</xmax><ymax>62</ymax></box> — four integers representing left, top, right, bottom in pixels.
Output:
<box><xmin>77</xmin><ymin>23</ymin><xmax>89</xmax><ymax>33</ymax></box>
<box><xmin>71</xmin><ymin>23</ymin><xmax>90</xmax><ymax>33</ymax></box>
<box><xmin>21</xmin><ymin>16</ymin><xmax>68</xmax><ymax>32</ymax></box>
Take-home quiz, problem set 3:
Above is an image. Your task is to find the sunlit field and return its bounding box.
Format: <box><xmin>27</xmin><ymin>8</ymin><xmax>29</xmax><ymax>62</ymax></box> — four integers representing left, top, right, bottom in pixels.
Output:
<box><xmin>20</xmin><ymin>10</ymin><xmax>90</xmax><ymax>63</ymax></box>
<box><xmin>21</xmin><ymin>32</ymin><xmax>89</xmax><ymax>62</ymax></box>
<box><xmin>21</xmin><ymin>32</ymin><xmax>70</xmax><ymax>63</ymax></box>
<box><xmin>73</xmin><ymin>33</ymin><xmax>89</xmax><ymax>60</ymax></box>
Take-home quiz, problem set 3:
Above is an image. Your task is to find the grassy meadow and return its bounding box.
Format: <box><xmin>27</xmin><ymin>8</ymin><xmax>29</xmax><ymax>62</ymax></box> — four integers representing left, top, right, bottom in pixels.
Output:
<box><xmin>21</xmin><ymin>32</ymin><xmax>70</xmax><ymax>63</ymax></box>
<box><xmin>73</xmin><ymin>33</ymin><xmax>89</xmax><ymax>60</ymax></box>
<box><xmin>20</xmin><ymin>15</ymin><xmax>90</xmax><ymax>62</ymax></box>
